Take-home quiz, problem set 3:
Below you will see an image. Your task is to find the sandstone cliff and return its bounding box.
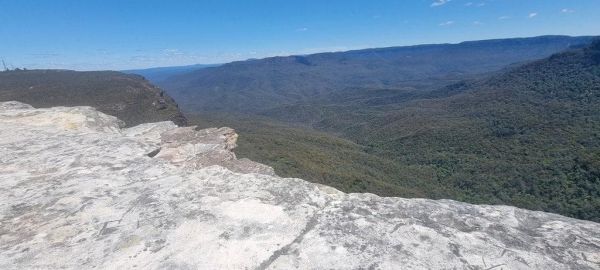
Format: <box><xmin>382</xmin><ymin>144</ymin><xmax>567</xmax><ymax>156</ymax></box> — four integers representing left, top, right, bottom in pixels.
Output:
<box><xmin>0</xmin><ymin>101</ymin><xmax>598</xmax><ymax>269</ymax></box>
<box><xmin>0</xmin><ymin>70</ymin><xmax>188</xmax><ymax>127</ymax></box>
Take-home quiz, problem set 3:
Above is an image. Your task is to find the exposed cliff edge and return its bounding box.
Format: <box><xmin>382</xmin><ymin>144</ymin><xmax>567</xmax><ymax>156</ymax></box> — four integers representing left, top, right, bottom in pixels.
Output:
<box><xmin>0</xmin><ymin>70</ymin><xmax>188</xmax><ymax>127</ymax></box>
<box><xmin>0</xmin><ymin>102</ymin><xmax>599</xmax><ymax>269</ymax></box>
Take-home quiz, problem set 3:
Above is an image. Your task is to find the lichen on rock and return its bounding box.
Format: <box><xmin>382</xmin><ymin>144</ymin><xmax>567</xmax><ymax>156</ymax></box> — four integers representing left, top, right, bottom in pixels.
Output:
<box><xmin>0</xmin><ymin>101</ymin><xmax>599</xmax><ymax>269</ymax></box>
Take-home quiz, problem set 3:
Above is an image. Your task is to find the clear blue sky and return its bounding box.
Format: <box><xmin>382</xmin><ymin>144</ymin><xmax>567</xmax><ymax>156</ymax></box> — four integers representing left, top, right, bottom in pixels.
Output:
<box><xmin>1</xmin><ymin>0</ymin><xmax>598</xmax><ymax>70</ymax></box>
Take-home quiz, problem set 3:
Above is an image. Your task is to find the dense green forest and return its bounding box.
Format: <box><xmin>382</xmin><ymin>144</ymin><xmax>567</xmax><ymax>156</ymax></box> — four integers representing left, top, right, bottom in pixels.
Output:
<box><xmin>189</xmin><ymin>113</ymin><xmax>438</xmax><ymax>198</ymax></box>
<box><xmin>186</xmin><ymin>41</ymin><xmax>600</xmax><ymax>222</ymax></box>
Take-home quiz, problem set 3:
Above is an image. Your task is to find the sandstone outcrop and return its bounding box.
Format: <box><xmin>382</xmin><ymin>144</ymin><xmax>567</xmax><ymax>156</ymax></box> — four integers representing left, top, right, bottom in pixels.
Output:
<box><xmin>0</xmin><ymin>102</ymin><xmax>599</xmax><ymax>269</ymax></box>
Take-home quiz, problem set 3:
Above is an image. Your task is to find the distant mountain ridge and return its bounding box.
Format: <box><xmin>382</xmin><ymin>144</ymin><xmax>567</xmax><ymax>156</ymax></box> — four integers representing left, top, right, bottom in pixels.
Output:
<box><xmin>157</xmin><ymin>35</ymin><xmax>597</xmax><ymax>113</ymax></box>
<box><xmin>123</xmin><ymin>63</ymin><xmax>219</xmax><ymax>83</ymax></box>
<box><xmin>0</xmin><ymin>70</ymin><xmax>187</xmax><ymax>126</ymax></box>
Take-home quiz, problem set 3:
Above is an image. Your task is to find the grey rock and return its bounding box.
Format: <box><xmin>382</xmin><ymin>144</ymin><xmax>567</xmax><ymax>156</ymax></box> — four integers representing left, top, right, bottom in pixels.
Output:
<box><xmin>0</xmin><ymin>101</ymin><xmax>599</xmax><ymax>269</ymax></box>
<box><xmin>0</xmin><ymin>100</ymin><xmax>34</xmax><ymax>110</ymax></box>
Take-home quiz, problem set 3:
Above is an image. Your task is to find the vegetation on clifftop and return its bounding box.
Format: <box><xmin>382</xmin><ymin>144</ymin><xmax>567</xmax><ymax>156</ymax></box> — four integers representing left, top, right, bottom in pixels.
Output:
<box><xmin>0</xmin><ymin>70</ymin><xmax>187</xmax><ymax>127</ymax></box>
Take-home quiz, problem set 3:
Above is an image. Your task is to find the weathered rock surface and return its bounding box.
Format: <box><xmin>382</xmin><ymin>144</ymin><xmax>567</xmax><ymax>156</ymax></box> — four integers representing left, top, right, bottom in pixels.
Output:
<box><xmin>0</xmin><ymin>102</ymin><xmax>599</xmax><ymax>270</ymax></box>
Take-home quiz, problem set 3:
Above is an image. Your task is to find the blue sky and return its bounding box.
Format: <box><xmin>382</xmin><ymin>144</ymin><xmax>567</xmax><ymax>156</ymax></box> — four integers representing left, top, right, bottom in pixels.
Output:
<box><xmin>1</xmin><ymin>0</ymin><xmax>598</xmax><ymax>70</ymax></box>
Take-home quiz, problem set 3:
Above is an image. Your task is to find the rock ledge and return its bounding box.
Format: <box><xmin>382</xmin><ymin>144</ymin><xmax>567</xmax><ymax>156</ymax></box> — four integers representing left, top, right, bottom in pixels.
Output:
<box><xmin>0</xmin><ymin>102</ymin><xmax>599</xmax><ymax>269</ymax></box>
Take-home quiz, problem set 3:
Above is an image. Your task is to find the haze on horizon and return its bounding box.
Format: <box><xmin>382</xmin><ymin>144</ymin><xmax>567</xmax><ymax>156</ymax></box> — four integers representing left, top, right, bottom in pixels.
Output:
<box><xmin>1</xmin><ymin>0</ymin><xmax>599</xmax><ymax>70</ymax></box>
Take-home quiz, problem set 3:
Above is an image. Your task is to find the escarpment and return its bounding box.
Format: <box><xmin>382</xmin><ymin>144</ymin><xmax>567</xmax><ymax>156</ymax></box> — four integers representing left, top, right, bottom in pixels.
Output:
<box><xmin>0</xmin><ymin>101</ymin><xmax>599</xmax><ymax>269</ymax></box>
<box><xmin>0</xmin><ymin>70</ymin><xmax>188</xmax><ymax>127</ymax></box>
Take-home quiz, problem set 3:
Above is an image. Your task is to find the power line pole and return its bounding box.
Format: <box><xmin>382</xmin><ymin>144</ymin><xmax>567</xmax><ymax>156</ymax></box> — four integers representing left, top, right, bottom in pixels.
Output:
<box><xmin>1</xmin><ymin>59</ymin><xmax>7</xmax><ymax>71</ymax></box>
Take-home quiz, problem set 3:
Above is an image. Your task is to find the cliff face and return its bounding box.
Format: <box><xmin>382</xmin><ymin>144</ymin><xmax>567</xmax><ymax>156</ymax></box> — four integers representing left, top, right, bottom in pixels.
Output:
<box><xmin>0</xmin><ymin>102</ymin><xmax>599</xmax><ymax>270</ymax></box>
<box><xmin>0</xmin><ymin>70</ymin><xmax>188</xmax><ymax>127</ymax></box>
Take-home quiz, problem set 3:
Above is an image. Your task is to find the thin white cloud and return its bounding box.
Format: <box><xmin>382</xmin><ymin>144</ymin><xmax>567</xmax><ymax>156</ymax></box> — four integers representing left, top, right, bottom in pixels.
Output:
<box><xmin>29</xmin><ymin>53</ymin><xmax>61</xmax><ymax>58</ymax></box>
<box><xmin>162</xmin><ymin>49</ymin><xmax>184</xmax><ymax>56</ymax></box>
<box><xmin>561</xmin><ymin>8</ymin><xmax>575</xmax><ymax>13</ymax></box>
<box><xmin>473</xmin><ymin>21</ymin><xmax>483</xmax><ymax>25</ymax></box>
<box><xmin>439</xmin><ymin>21</ymin><xmax>454</xmax><ymax>26</ymax></box>
<box><xmin>466</xmin><ymin>2</ymin><xmax>485</xmax><ymax>7</ymax></box>
<box><xmin>296</xmin><ymin>27</ymin><xmax>308</xmax><ymax>32</ymax></box>
<box><xmin>498</xmin><ymin>16</ymin><xmax>510</xmax><ymax>20</ymax></box>
<box><xmin>431</xmin><ymin>0</ymin><xmax>451</xmax><ymax>7</ymax></box>
<box><xmin>528</xmin><ymin>12</ymin><xmax>538</xmax><ymax>18</ymax></box>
